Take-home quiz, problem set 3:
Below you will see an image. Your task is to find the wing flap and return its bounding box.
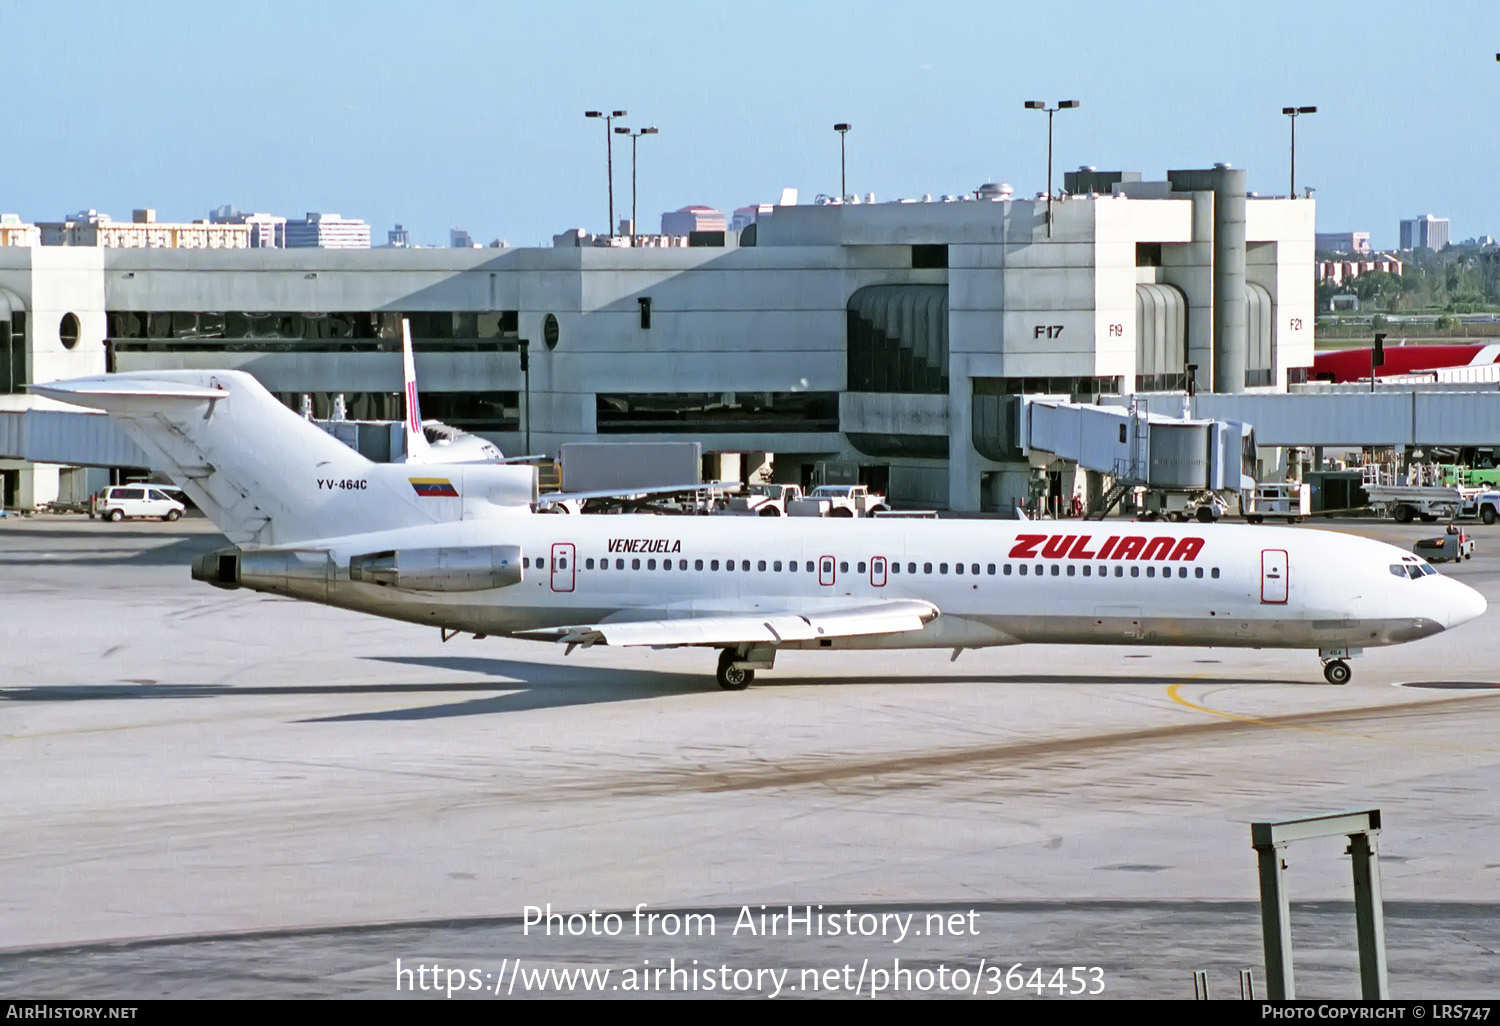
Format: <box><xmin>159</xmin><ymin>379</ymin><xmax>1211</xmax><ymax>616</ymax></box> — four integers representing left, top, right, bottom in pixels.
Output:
<box><xmin>518</xmin><ymin>599</ymin><xmax>939</xmax><ymax>648</ymax></box>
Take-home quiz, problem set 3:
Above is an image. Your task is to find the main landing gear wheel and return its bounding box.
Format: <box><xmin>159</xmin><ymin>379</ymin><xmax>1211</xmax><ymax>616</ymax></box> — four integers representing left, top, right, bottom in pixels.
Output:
<box><xmin>716</xmin><ymin>649</ymin><xmax>753</xmax><ymax>691</ymax></box>
<box><xmin>1323</xmin><ymin>659</ymin><xmax>1352</xmax><ymax>685</ymax></box>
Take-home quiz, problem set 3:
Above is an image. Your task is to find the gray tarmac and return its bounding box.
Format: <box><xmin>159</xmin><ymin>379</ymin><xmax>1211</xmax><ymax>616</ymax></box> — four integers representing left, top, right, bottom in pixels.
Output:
<box><xmin>1</xmin><ymin>513</ymin><xmax>1498</xmax><ymax>999</ymax></box>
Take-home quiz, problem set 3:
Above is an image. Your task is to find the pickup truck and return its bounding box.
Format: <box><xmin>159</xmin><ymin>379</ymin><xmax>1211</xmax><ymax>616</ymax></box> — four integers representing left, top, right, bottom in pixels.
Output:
<box><xmin>1461</xmin><ymin>489</ymin><xmax>1500</xmax><ymax>525</ymax></box>
<box><xmin>788</xmin><ymin>484</ymin><xmax>890</xmax><ymax>518</ymax></box>
<box><xmin>725</xmin><ymin>483</ymin><xmax>804</xmax><ymax>516</ymax></box>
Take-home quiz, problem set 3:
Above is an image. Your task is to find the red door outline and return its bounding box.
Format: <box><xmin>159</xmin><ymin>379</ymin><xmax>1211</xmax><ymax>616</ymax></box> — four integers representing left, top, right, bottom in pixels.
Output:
<box><xmin>551</xmin><ymin>542</ymin><xmax>575</xmax><ymax>593</ymax></box>
<box><xmin>1260</xmin><ymin>548</ymin><xmax>1288</xmax><ymax>604</ymax></box>
<box><xmin>818</xmin><ymin>554</ymin><xmax>835</xmax><ymax>586</ymax></box>
<box><xmin>870</xmin><ymin>556</ymin><xmax>887</xmax><ymax>587</ymax></box>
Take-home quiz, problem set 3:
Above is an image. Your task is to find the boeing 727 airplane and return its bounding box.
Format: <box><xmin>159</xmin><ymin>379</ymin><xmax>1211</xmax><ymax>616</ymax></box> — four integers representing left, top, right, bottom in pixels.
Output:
<box><xmin>33</xmin><ymin>370</ymin><xmax>1487</xmax><ymax>690</ymax></box>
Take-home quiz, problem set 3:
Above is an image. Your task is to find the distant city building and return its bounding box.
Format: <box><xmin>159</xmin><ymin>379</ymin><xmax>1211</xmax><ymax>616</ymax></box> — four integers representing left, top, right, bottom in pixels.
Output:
<box><xmin>449</xmin><ymin>227</ymin><xmax>476</xmax><ymax>248</ymax></box>
<box><xmin>552</xmin><ymin>228</ymin><xmax>685</xmax><ymax>248</ymax></box>
<box><xmin>282</xmin><ymin>212</ymin><xmax>370</xmax><ymax>249</ymax></box>
<box><xmin>37</xmin><ymin>208</ymin><xmax>250</xmax><ymax>249</ymax></box>
<box><xmin>0</xmin><ymin>213</ymin><xmax>39</xmax><ymax>247</ymax></box>
<box><xmin>1400</xmin><ymin>214</ymin><xmax>1449</xmax><ymax>252</ymax></box>
<box><xmin>1314</xmin><ymin>231</ymin><xmax>1371</xmax><ymax>255</ymax></box>
<box><xmin>209</xmin><ymin>206</ymin><xmax>286</xmax><ymax>248</ymax></box>
<box><xmin>660</xmin><ymin>205</ymin><xmax>727</xmax><ymax>236</ymax></box>
<box><xmin>1456</xmin><ymin>235</ymin><xmax>1497</xmax><ymax>250</ymax></box>
<box><xmin>1316</xmin><ymin>254</ymin><xmax>1402</xmax><ymax>286</ymax></box>
<box><xmin>387</xmin><ymin>224</ymin><xmax>410</xmax><ymax>248</ymax></box>
<box><xmin>731</xmin><ymin>204</ymin><xmax>774</xmax><ymax>232</ymax></box>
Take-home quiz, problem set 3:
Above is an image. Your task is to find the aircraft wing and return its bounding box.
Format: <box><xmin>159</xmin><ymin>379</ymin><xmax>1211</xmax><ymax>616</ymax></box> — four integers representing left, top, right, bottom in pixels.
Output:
<box><xmin>535</xmin><ymin>480</ymin><xmax>740</xmax><ymax>506</ymax></box>
<box><xmin>516</xmin><ymin>598</ymin><xmax>939</xmax><ymax>648</ymax></box>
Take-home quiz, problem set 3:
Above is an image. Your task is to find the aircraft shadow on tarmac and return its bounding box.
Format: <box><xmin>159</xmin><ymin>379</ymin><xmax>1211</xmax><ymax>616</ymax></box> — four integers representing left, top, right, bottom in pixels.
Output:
<box><xmin>0</xmin><ymin>659</ymin><xmax>708</xmax><ymax>720</ymax></box>
<box><xmin>0</xmin><ymin>654</ymin><xmax>1315</xmax><ymax>723</ymax></box>
<box><xmin>0</xmin><ymin>534</ymin><xmax>223</xmax><ymax>567</ymax></box>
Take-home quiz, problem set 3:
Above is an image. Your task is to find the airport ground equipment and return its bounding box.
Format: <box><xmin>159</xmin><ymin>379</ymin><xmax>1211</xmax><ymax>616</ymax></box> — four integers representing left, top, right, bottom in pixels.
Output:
<box><xmin>1250</xmin><ymin>809</ymin><xmax>1388</xmax><ymax>1000</ymax></box>
<box><xmin>1139</xmin><ymin>490</ymin><xmax>1229</xmax><ymax>524</ymax></box>
<box><xmin>1362</xmin><ymin>464</ymin><xmax>1474</xmax><ymax>523</ymax></box>
<box><xmin>560</xmin><ymin>442</ymin><xmax>701</xmax><ymax>495</ymax></box>
<box><xmin>1241</xmin><ymin>482</ymin><xmax>1311</xmax><ymax>524</ymax></box>
<box><xmin>726</xmin><ymin>483</ymin><xmax>803</xmax><ymax>516</ymax></box>
<box><xmin>1412</xmin><ymin>526</ymin><xmax>1474</xmax><ymax>563</ymax></box>
<box><xmin>1460</xmin><ymin>489</ymin><xmax>1500</xmax><ymax>525</ymax></box>
<box><xmin>788</xmin><ymin>484</ymin><xmax>889</xmax><ymax>517</ymax></box>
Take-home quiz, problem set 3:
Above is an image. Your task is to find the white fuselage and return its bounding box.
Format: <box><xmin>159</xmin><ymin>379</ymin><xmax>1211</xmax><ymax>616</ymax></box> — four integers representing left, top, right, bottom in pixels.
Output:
<box><xmin>255</xmin><ymin>516</ymin><xmax>1484</xmax><ymax>653</ymax></box>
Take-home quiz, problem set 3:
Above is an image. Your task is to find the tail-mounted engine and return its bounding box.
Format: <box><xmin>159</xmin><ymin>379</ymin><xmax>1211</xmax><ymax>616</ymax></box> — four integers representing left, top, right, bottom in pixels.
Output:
<box><xmin>348</xmin><ymin>545</ymin><xmax>523</xmax><ymax>592</ymax></box>
<box><xmin>191</xmin><ymin>548</ymin><xmax>333</xmax><ymax>600</ymax></box>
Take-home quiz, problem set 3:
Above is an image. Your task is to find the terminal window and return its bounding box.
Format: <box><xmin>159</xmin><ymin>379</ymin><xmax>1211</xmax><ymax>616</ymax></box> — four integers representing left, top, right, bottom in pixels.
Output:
<box><xmin>0</xmin><ymin>314</ymin><xmax>24</xmax><ymax>394</ymax></box>
<box><xmin>595</xmin><ymin>392</ymin><xmax>837</xmax><ymax>433</ymax></box>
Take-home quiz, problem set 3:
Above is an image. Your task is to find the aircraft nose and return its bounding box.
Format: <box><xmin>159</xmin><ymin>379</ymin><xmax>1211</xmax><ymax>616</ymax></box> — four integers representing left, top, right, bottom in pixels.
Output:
<box><xmin>1445</xmin><ymin>579</ymin><xmax>1488</xmax><ymax>629</ymax></box>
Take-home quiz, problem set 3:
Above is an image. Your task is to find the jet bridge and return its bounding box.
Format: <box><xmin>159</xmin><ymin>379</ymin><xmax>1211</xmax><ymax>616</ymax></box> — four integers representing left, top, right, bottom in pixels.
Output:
<box><xmin>1023</xmin><ymin>397</ymin><xmax>1252</xmax><ymax>490</ymax></box>
<box><xmin>1022</xmin><ymin>398</ymin><xmax>1254</xmax><ymax>517</ymax></box>
<box><xmin>0</xmin><ymin>408</ymin><xmax>150</xmax><ymax>468</ymax></box>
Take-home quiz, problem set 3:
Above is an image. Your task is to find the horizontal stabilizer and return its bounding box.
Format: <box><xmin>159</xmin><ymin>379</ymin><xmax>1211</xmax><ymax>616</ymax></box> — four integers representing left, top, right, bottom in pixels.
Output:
<box><xmin>31</xmin><ymin>376</ymin><xmax>229</xmax><ymax>406</ymax></box>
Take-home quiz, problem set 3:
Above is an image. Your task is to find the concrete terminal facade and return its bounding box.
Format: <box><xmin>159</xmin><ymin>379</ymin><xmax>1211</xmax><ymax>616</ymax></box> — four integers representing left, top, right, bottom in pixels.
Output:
<box><xmin>0</xmin><ymin>165</ymin><xmax>1314</xmax><ymax>512</ymax></box>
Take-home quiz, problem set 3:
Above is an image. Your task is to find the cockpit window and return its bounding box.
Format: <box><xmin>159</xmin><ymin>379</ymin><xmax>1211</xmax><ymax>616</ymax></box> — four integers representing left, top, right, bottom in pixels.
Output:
<box><xmin>1418</xmin><ymin>563</ymin><xmax>1437</xmax><ymax>576</ymax></box>
<box><xmin>1390</xmin><ymin>564</ymin><xmax>1408</xmax><ymax>578</ymax></box>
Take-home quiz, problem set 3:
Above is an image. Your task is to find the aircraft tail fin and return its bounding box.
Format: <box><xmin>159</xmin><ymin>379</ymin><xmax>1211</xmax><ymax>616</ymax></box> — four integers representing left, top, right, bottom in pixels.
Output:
<box><xmin>401</xmin><ymin>318</ymin><xmax>433</xmax><ymax>463</ymax></box>
<box><xmin>29</xmin><ymin>370</ymin><xmax>503</xmax><ymax>547</ymax></box>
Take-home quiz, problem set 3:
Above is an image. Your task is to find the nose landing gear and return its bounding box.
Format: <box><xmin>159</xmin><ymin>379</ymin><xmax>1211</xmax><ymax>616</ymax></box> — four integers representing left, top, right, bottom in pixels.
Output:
<box><xmin>1318</xmin><ymin>647</ymin><xmax>1359</xmax><ymax>685</ymax></box>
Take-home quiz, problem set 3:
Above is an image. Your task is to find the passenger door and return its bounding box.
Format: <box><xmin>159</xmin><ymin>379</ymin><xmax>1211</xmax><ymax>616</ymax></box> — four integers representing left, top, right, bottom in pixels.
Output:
<box><xmin>550</xmin><ymin>542</ymin><xmax>575</xmax><ymax>593</ymax></box>
<box><xmin>1260</xmin><ymin>549</ymin><xmax>1288</xmax><ymax>604</ymax></box>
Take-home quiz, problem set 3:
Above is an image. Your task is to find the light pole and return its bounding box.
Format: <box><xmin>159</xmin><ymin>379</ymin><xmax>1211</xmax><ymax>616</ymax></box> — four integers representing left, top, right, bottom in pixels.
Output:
<box><xmin>833</xmin><ymin>123</ymin><xmax>851</xmax><ymax>200</ymax></box>
<box><xmin>584</xmin><ymin>109</ymin><xmax>627</xmax><ymax>235</ymax></box>
<box><xmin>1023</xmin><ymin>100</ymin><xmax>1078</xmax><ymax>238</ymax></box>
<box><xmin>614</xmin><ymin>126</ymin><xmax>658</xmax><ymax>244</ymax></box>
<box><xmin>518</xmin><ymin>338</ymin><xmax>531</xmax><ymax>455</ymax></box>
<box><xmin>1282</xmin><ymin>106</ymin><xmax>1316</xmax><ymax>198</ymax></box>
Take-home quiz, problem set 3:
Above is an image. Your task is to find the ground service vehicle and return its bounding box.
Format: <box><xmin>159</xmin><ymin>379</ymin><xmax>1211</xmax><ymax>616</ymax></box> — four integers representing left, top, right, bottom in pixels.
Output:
<box><xmin>726</xmin><ymin>483</ymin><xmax>804</xmax><ymax>516</ymax></box>
<box><xmin>1413</xmin><ymin>526</ymin><xmax>1475</xmax><ymax>564</ymax></box>
<box><xmin>90</xmin><ymin>485</ymin><xmax>186</xmax><ymax>522</ymax></box>
<box><xmin>788</xmin><ymin>484</ymin><xmax>890</xmax><ymax>518</ymax></box>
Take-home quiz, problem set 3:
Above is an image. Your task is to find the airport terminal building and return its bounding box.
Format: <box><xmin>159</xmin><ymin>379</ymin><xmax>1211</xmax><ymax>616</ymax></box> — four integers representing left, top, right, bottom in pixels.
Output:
<box><xmin>0</xmin><ymin>164</ymin><xmax>1314</xmax><ymax>512</ymax></box>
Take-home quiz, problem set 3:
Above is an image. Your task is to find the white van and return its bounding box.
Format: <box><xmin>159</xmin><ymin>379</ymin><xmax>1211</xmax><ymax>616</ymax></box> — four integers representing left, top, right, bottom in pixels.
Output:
<box><xmin>90</xmin><ymin>485</ymin><xmax>186</xmax><ymax>522</ymax></box>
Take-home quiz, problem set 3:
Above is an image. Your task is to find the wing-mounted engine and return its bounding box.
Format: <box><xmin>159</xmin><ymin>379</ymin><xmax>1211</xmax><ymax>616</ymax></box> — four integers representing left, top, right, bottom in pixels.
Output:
<box><xmin>348</xmin><ymin>545</ymin><xmax>523</xmax><ymax>592</ymax></box>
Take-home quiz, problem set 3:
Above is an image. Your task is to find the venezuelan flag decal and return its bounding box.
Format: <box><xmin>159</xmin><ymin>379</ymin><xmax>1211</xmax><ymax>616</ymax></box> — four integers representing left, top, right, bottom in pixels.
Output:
<box><xmin>409</xmin><ymin>477</ymin><xmax>459</xmax><ymax>498</ymax></box>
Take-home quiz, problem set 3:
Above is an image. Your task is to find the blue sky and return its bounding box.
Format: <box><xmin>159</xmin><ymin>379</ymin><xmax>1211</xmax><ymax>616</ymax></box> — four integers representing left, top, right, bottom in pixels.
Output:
<box><xmin>7</xmin><ymin>0</ymin><xmax>1498</xmax><ymax>248</ymax></box>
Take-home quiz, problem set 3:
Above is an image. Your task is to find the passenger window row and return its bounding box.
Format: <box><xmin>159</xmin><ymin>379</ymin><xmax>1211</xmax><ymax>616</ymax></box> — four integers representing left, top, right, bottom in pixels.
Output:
<box><xmin>521</xmin><ymin>554</ymin><xmax>1222</xmax><ymax>580</ymax></box>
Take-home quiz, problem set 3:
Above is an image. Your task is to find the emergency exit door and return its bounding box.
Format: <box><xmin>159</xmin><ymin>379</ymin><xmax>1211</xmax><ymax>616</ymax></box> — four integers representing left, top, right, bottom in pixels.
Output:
<box><xmin>818</xmin><ymin>555</ymin><xmax>836</xmax><ymax>586</ymax></box>
<box><xmin>1261</xmin><ymin>549</ymin><xmax>1288</xmax><ymax>604</ymax></box>
<box><xmin>551</xmin><ymin>542</ymin><xmax>575</xmax><ymax>593</ymax></box>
